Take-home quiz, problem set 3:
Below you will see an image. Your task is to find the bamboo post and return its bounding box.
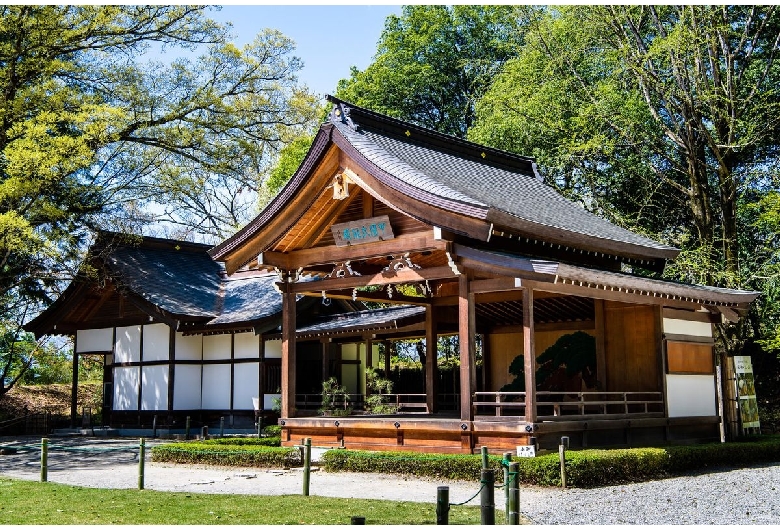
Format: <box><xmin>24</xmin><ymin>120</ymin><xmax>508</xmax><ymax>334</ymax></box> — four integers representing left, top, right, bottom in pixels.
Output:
<box><xmin>508</xmin><ymin>462</ymin><xmax>520</xmax><ymax>525</ymax></box>
<box><xmin>302</xmin><ymin>437</ymin><xmax>312</xmax><ymax>496</ymax></box>
<box><xmin>503</xmin><ymin>451</ymin><xmax>512</xmax><ymax>523</ymax></box>
<box><xmin>436</xmin><ymin>486</ymin><xmax>449</xmax><ymax>525</ymax></box>
<box><xmin>480</xmin><ymin>468</ymin><xmax>495</xmax><ymax>525</ymax></box>
<box><xmin>480</xmin><ymin>446</ymin><xmax>489</xmax><ymax>469</ymax></box>
<box><xmin>40</xmin><ymin>438</ymin><xmax>48</xmax><ymax>482</ymax></box>
<box><xmin>138</xmin><ymin>438</ymin><xmax>146</xmax><ymax>490</ymax></box>
<box><xmin>220</xmin><ymin>416</ymin><xmax>225</xmax><ymax>438</ymax></box>
<box><xmin>185</xmin><ymin>416</ymin><xmax>191</xmax><ymax>440</ymax></box>
<box><xmin>559</xmin><ymin>436</ymin><xmax>569</xmax><ymax>489</ymax></box>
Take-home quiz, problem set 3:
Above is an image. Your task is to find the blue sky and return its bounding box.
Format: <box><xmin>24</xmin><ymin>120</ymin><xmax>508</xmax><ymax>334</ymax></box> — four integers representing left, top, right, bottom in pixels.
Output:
<box><xmin>206</xmin><ymin>5</ymin><xmax>402</xmax><ymax>98</ymax></box>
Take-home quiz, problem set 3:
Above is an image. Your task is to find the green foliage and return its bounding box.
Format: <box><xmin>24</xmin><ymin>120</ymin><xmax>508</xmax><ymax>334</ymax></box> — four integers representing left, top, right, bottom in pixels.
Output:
<box><xmin>0</xmin><ymin>5</ymin><xmax>319</xmax><ymax>332</ymax></box>
<box><xmin>323</xmin><ymin>436</ymin><xmax>780</xmax><ymax>488</ymax></box>
<box><xmin>258</xmin><ymin>132</ymin><xmax>316</xmax><ymax>208</ymax></box>
<box><xmin>151</xmin><ymin>441</ymin><xmax>298</xmax><ymax>468</ymax></box>
<box><xmin>364</xmin><ymin>367</ymin><xmax>396</xmax><ymax>414</ymax></box>
<box><xmin>336</xmin><ymin>5</ymin><xmax>531</xmax><ymax>137</ymax></box>
<box><xmin>0</xmin><ymin>322</ymin><xmax>38</xmax><ymax>394</ymax></box>
<box><xmin>0</xmin><ymin>479</ymin><xmax>487</xmax><ymax>525</ymax></box>
<box><xmin>319</xmin><ymin>377</ymin><xmax>352</xmax><ymax>416</ymax></box>
<box><xmin>196</xmin><ymin>436</ymin><xmax>281</xmax><ymax>447</ymax></box>
<box><xmin>262</xmin><ymin>424</ymin><xmax>282</xmax><ymax>437</ymax></box>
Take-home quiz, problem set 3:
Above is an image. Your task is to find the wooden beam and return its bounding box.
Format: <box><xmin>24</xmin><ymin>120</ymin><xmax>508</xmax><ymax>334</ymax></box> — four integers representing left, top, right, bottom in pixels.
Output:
<box><xmin>469</xmin><ymin>277</ymin><xmax>523</xmax><ymax>294</ymax></box>
<box><xmin>287</xmin><ymin>265</ymin><xmax>460</xmax><ymax>293</ymax></box>
<box><xmin>459</xmin><ymin>275</ymin><xmax>475</xmax><ymax>423</ymax></box>
<box><xmin>70</xmin><ymin>337</ymin><xmax>79</xmax><ymax>428</ymax></box>
<box><xmin>523</xmin><ymin>287</ymin><xmax>537</xmax><ymax>424</ymax></box>
<box><xmin>299</xmin><ymin>288</ymin><xmax>431</xmax><ymax>306</ymax></box>
<box><xmin>259</xmin><ymin>232</ymin><xmax>450</xmax><ymax>270</ymax></box>
<box><xmin>281</xmin><ymin>282</ymin><xmax>297</xmax><ymax>419</ymax></box>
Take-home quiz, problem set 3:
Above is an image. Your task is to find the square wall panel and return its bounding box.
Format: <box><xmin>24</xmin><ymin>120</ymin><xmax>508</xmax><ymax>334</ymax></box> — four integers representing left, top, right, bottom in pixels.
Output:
<box><xmin>173</xmin><ymin>365</ymin><xmax>202</xmax><ymax>410</ymax></box>
<box><xmin>114</xmin><ymin>326</ymin><xmax>141</xmax><ymax>363</ymax></box>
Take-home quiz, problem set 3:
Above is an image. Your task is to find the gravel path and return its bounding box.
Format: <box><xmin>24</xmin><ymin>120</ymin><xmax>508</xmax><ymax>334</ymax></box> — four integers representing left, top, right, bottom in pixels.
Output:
<box><xmin>1</xmin><ymin>436</ymin><xmax>779</xmax><ymax>524</ymax></box>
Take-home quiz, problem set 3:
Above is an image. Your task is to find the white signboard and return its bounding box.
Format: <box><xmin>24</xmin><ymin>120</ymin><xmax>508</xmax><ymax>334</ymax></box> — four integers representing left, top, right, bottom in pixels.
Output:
<box><xmin>734</xmin><ymin>356</ymin><xmax>760</xmax><ymax>430</ymax></box>
<box><xmin>516</xmin><ymin>445</ymin><xmax>536</xmax><ymax>458</ymax></box>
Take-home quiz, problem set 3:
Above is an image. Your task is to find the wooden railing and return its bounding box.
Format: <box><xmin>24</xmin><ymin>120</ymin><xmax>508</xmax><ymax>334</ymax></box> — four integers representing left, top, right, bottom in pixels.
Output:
<box><xmin>474</xmin><ymin>391</ymin><xmax>664</xmax><ymax>420</ymax></box>
<box><xmin>295</xmin><ymin>393</ymin><xmax>429</xmax><ymax>413</ymax></box>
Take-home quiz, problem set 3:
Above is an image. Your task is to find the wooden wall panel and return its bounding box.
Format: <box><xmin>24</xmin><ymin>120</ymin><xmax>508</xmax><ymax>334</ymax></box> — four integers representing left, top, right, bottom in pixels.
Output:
<box><xmin>487</xmin><ymin>333</ymin><xmax>522</xmax><ymax>391</ymax></box>
<box><xmin>604</xmin><ymin>301</ymin><xmax>660</xmax><ymax>392</ymax></box>
<box><xmin>666</xmin><ymin>342</ymin><xmax>714</xmax><ymax>374</ymax></box>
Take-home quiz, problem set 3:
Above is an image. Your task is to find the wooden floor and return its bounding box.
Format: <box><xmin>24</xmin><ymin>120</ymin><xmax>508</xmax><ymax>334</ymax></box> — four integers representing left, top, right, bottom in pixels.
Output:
<box><xmin>280</xmin><ymin>414</ymin><xmax>722</xmax><ymax>453</ymax></box>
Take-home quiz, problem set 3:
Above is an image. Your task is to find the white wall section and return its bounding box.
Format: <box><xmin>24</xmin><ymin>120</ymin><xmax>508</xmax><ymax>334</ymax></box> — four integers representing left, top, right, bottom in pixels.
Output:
<box><xmin>201</xmin><ymin>364</ymin><xmax>231</xmax><ymax>409</ymax></box>
<box><xmin>233</xmin><ymin>363</ymin><xmax>259</xmax><ymax>410</ymax></box>
<box><xmin>234</xmin><ymin>333</ymin><xmax>259</xmax><ymax>359</ymax></box>
<box><xmin>203</xmin><ymin>334</ymin><xmax>231</xmax><ymax>361</ymax></box>
<box><xmin>114</xmin><ymin>326</ymin><xmax>141</xmax><ymax>363</ymax></box>
<box><xmin>666</xmin><ymin>374</ymin><xmax>716</xmax><ymax>417</ymax></box>
<box><xmin>663</xmin><ymin>318</ymin><xmax>712</xmax><ymax>337</ymax></box>
<box><xmin>141</xmin><ymin>365</ymin><xmax>168</xmax><ymax>410</ymax></box>
<box><xmin>173</xmin><ymin>365</ymin><xmax>202</xmax><ymax>409</ymax></box>
<box><xmin>76</xmin><ymin>328</ymin><xmax>113</xmax><ymax>353</ymax></box>
<box><xmin>175</xmin><ymin>333</ymin><xmax>202</xmax><ymax>360</ymax></box>
<box><xmin>113</xmin><ymin>366</ymin><xmax>139</xmax><ymax>411</ymax></box>
<box><xmin>265</xmin><ymin>339</ymin><xmax>282</xmax><ymax>359</ymax></box>
<box><xmin>142</xmin><ymin>324</ymin><xmax>170</xmax><ymax>362</ymax></box>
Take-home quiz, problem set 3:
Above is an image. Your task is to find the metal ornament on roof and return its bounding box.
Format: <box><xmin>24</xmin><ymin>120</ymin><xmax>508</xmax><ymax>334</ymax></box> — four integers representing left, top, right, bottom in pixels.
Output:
<box><xmin>328</xmin><ymin>261</ymin><xmax>361</xmax><ymax>278</ymax></box>
<box><xmin>383</xmin><ymin>253</ymin><xmax>420</xmax><ymax>273</ymax></box>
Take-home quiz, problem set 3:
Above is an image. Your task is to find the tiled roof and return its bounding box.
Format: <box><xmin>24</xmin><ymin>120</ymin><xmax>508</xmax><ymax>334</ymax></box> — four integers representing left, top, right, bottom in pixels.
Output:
<box><xmin>330</xmin><ymin>98</ymin><xmax>677</xmax><ymax>256</ymax></box>
<box><xmin>106</xmin><ymin>243</ymin><xmax>222</xmax><ymax>318</ymax></box>
<box><xmin>297</xmin><ymin>305</ymin><xmax>426</xmax><ymax>335</ymax></box>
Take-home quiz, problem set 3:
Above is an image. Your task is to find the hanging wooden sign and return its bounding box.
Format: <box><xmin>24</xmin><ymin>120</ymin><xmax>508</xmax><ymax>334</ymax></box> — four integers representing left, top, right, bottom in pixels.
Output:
<box><xmin>331</xmin><ymin>215</ymin><xmax>394</xmax><ymax>246</ymax></box>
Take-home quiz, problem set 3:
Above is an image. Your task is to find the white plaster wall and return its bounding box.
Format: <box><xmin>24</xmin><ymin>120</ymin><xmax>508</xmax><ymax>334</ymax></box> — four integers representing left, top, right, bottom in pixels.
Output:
<box><xmin>203</xmin><ymin>334</ymin><xmax>231</xmax><ymax>361</ymax></box>
<box><xmin>113</xmin><ymin>366</ymin><xmax>139</xmax><ymax>411</ymax></box>
<box><xmin>663</xmin><ymin>318</ymin><xmax>712</xmax><ymax>337</ymax></box>
<box><xmin>114</xmin><ymin>326</ymin><xmax>141</xmax><ymax>363</ymax></box>
<box><xmin>265</xmin><ymin>339</ymin><xmax>281</xmax><ymax>359</ymax></box>
<box><xmin>76</xmin><ymin>328</ymin><xmax>113</xmax><ymax>353</ymax></box>
<box><xmin>233</xmin><ymin>363</ymin><xmax>259</xmax><ymax>410</ymax></box>
<box><xmin>142</xmin><ymin>324</ymin><xmax>169</xmax><ymax>362</ymax></box>
<box><xmin>341</xmin><ymin>343</ymin><xmax>357</xmax><ymax>360</ymax></box>
<box><xmin>666</xmin><ymin>374</ymin><xmax>717</xmax><ymax>417</ymax></box>
<box><xmin>201</xmin><ymin>364</ymin><xmax>231</xmax><ymax>409</ymax></box>
<box><xmin>175</xmin><ymin>333</ymin><xmax>202</xmax><ymax>360</ymax></box>
<box><xmin>173</xmin><ymin>365</ymin><xmax>202</xmax><ymax>410</ymax></box>
<box><xmin>234</xmin><ymin>333</ymin><xmax>259</xmax><ymax>359</ymax></box>
<box><xmin>141</xmin><ymin>365</ymin><xmax>168</xmax><ymax>411</ymax></box>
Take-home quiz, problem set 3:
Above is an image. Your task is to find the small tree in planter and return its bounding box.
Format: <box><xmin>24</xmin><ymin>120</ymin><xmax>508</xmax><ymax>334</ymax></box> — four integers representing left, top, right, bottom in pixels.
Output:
<box><xmin>319</xmin><ymin>377</ymin><xmax>352</xmax><ymax>416</ymax></box>
<box><xmin>364</xmin><ymin>367</ymin><xmax>397</xmax><ymax>414</ymax></box>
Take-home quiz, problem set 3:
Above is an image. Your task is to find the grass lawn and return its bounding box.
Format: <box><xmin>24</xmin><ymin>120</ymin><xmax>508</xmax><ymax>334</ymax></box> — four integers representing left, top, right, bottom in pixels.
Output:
<box><xmin>0</xmin><ymin>478</ymin><xmax>502</xmax><ymax>525</ymax></box>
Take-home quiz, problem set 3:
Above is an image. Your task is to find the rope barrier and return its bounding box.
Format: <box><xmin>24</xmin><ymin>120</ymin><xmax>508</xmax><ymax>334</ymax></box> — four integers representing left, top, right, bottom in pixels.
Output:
<box><xmin>448</xmin><ymin>480</ymin><xmax>486</xmax><ymax>507</ymax></box>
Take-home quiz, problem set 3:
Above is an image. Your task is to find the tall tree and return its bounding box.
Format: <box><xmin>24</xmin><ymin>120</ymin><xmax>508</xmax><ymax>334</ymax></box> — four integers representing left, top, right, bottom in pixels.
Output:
<box><xmin>0</xmin><ymin>6</ymin><xmax>319</xmax><ymax>392</ymax></box>
<box><xmin>336</xmin><ymin>5</ymin><xmax>531</xmax><ymax>137</ymax></box>
<box><xmin>0</xmin><ymin>5</ymin><xmax>318</xmax><ymax>316</ymax></box>
<box><xmin>471</xmin><ymin>6</ymin><xmax>780</xmax><ymax>363</ymax></box>
<box><xmin>473</xmin><ymin>5</ymin><xmax>780</xmax><ymax>286</ymax></box>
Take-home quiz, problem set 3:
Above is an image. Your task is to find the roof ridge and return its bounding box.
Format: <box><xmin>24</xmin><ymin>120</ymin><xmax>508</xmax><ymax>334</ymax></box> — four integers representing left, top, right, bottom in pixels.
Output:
<box><xmin>327</xmin><ymin>95</ymin><xmax>541</xmax><ymax>178</ymax></box>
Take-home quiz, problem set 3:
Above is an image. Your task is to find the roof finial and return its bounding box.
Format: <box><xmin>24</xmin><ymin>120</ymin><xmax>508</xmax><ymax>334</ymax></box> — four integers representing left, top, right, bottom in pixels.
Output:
<box><xmin>332</xmin><ymin>101</ymin><xmax>358</xmax><ymax>131</ymax></box>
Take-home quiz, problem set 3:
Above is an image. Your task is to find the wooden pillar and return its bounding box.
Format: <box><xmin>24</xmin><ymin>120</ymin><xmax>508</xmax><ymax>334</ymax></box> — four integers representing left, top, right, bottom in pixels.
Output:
<box><xmin>70</xmin><ymin>337</ymin><xmax>79</xmax><ymax>428</ymax></box>
<box><xmin>168</xmin><ymin>326</ymin><xmax>175</xmax><ymax>416</ymax></box>
<box><xmin>281</xmin><ymin>282</ymin><xmax>297</xmax><ymax>419</ymax></box>
<box><xmin>523</xmin><ymin>286</ymin><xmax>537</xmax><ymax>424</ymax></box>
<box><xmin>425</xmin><ymin>305</ymin><xmax>438</xmax><ymax>413</ymax></box>
<box><xmin>458</xmin><ymin>275</ymin><xmax>475</xmax><ymax>422</ymax></box>
<box><xmin>383</xmin><ymin>341</ymin><xmax>391</xmax><ymax>377</ymax></box>
<box><xmin>594</xmin><ymin>299</ymin><xmax>606</xmax><ymax>390</ymax></box>
<box><xmin>321</xmin><ymin>338</ymin><xmax>330</xmax><ymax>381</ymax></box>
<box><xmin>364</xmin><ymin>335</ymin><xmax>373</xmax><ymax>397</ymax></box>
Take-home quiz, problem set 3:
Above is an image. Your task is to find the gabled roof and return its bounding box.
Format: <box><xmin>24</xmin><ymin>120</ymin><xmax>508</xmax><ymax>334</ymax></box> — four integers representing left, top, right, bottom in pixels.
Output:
<box><xmin>210</xmin><ymin>96</ymin><xmax>678</xmax><ymax>273</ymax></box>
<box><xmin>24</xmin><ymin>232</ymin><xmax>423</xmax><ymax>338</ymax></box>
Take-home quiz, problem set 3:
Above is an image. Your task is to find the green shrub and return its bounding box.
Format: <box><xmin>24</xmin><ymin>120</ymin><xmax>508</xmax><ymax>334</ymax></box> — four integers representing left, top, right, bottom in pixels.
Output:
<box><xmin>262</xmin><ymin>425</ymin><xmax>281</xmax><ymax>437</ymax></box>
<box><xmin>322</xmin><ymin>435</ymin><xmax>780</xmax><ymax>488</ymax></box>
<box><xmin>197</xmin><ymin>436</ymin><xmax>281</xmax><ymax>447</ymax></box>
<box><xmin>151</xmin><ymin>441</ymin><xmax>298</xmax><ymax>468</ymax></box>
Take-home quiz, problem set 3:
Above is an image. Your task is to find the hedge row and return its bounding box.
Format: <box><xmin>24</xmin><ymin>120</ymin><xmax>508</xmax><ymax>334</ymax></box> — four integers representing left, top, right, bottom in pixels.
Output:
<box><xmin>197</xmin><ymin>436</ymin><xmax>282</xmax><ymax>447</ymax></box>
<box><xmin>151</xmin><ymin>441</ymin><xmax>298</xmax><ymax>468</ymax></box>
<box><xmin>322</xmin><ymin>436</ymin><xmax>780</xmax><ymax>488</ymax></box>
